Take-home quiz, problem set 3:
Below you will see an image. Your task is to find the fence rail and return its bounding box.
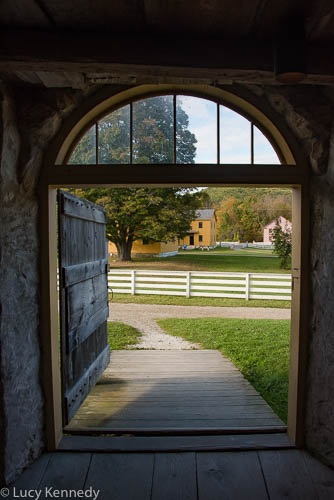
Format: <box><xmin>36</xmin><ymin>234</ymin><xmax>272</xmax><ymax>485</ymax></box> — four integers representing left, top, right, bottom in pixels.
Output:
<box><xmin>108</xmin><ymin>270</ymin><xmax>292</xmax><ymax>301</ymax></box>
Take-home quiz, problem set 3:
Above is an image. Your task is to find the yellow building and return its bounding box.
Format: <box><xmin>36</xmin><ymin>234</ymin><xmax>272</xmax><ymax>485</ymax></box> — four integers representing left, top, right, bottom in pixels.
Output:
<box><xmin>179</xmin><ymin>209</ymin><xmax>217</xmax><ymax>248</ymax></box>
<box><xmin>109</xmin><ymin>239</ymin><xmax>178</xmax><ymax>258</ymax></box>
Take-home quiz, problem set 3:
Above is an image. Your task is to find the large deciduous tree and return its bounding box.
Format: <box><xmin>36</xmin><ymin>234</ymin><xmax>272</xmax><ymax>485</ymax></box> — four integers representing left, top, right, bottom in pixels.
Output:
<box><xmin>71</xmin><ymin>187</ymin><xmax>206</xmax><ymax>261</ymax></box>
<box><xmin>69</xmin><ymin>96</ymin><xmax>204</xmax><ymax>260</ymax></box>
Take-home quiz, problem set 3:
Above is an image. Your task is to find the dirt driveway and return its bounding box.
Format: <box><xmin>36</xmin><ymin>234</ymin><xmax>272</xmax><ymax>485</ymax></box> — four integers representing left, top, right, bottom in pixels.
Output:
<box><xmin>108</xmin><ymin>303</ymin><xmax>290</xmax><ymax>350</ymax></box>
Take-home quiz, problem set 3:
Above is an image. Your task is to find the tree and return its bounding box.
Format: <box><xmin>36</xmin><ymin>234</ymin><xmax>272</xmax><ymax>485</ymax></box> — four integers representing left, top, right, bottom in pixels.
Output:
<box><xmin>69</xmin><ymin>96</ymin><xmax>202</xmax><ymax>260</ymax></box>
<box><xmin>216</xmin><ymin>197</ymin><xmax>239</xmax><ymax>241</ymax></box>
<box><xmin>214</xmin><ymin>189</ymin><xmax>292</xmax><ymax>243</ymax></box>
<box><xmin>271</xmin><ymin>220</ymin><xmax>292</xmax><ymax>269</ymax></box>
<box><xmin>70</xmin><ymin>95</ymin><xmax>197</xmax><ymax>165</ymax></box>
<box><xmin>217</xmin><ymin>196</ymin><xmax>263</xmax><ymax>241</ymax></box>
<box><xmin>72</xmin><ymin>187</ymin><xmax>205</xmax><ymax>261</ymax></box>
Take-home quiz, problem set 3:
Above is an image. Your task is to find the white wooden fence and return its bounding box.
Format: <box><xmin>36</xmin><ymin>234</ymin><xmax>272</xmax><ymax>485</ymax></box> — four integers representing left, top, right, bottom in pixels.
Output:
<box><xmin>108</xmin><ymin>270</ymin><xmax>292</xmax><ymax>301</ymax></box>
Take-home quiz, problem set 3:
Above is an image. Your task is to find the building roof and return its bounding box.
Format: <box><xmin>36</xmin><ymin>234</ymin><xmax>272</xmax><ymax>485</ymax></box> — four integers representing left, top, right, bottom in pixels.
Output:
<box><xmin>195</xmin><ymin>209</ymin><xmax>215</xmax><ymax>221</ymax></box>
<box><xmin>263</xmin><ymin>216</ymin><xmax>291</xmax><ymax>229</ymax></box>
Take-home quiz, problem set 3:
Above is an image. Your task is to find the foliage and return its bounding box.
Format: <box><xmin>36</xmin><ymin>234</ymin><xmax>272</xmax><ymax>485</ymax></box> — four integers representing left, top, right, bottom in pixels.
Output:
<box><xmin>107</xmin><ymin>322</ymin><xmax>141</xmax><ymax>350</ymax></box>
<box><xmin>158</xmin><ymin>317</ymin><xmax>290</xmax><ymax>422</ymax></box>
<box><xmin>70</xmin><ymin>96</ymin><xmax>197</xmax><ymax>165</ymax></box>
<box><xmin>203</xmin><ymin>188</ymin><xmax>291</xmax><ymax>242</ymax></box>
<box><xmin>217</xmin><ymin>196</ymin><xmax>263</xmax><ymax>241</ymax></box>
<box><xmin>205</xmin><ymin>187</ymin><xmax>291</xmax><ymax>206</ymax></box>
<box><xmin>69</xmin><ymin>96</ymin><xmax>205</xmax><ymax>260</ymax></box>
<box><xmin>71</xmin><ymin>187</ymin><xmax>206</xmax><ymax>260</ymax></box>
<box><xmin>271</xmin><ymin>220</ymin><xmax>292</xmax><ymax>269</ymax></box>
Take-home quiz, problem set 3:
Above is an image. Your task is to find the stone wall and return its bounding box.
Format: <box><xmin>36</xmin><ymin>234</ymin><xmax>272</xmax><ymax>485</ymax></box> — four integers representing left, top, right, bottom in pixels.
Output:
<box><xmin>305</xmin><ymin>123</ymin><xmax>334</xmax><ymax>466</ymax></box>
<box><xmin>0</xmin><ymin>82</ymin><xmax>94</xmax><ymax>484</ymax></box>
<box><xmin>1</xmin><ymin>80</ymin><xmax>334</xmax><ymax>483</ymax></box>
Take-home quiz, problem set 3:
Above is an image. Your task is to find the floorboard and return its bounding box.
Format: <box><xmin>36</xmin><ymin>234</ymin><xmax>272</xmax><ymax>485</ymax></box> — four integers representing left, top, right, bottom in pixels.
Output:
<box><xmin>85</xmin><ymin>453</ymin><xmax>154</xmax><ymax>500</ymax></box>
<box><xmin>64</xmin><ymin>425</ymin><xmax>287</xmax><ymax>435</ymax></box>
<box><xmin>12</xmin><ymin>449</ymin><xmax>334</xmax><ymax>499</ymax></box>
<box><xmin>258</xmin><ymin>449</ymin><xmax>319</xmax><ymax>499</ymax></box>
<box><xmin>59</xmin><ymin>433</ymin><xmax>293</xmax><ymax>452</ymax></box>
<box><xmin>37</xmin><ymin>453</ymin><xmax>92</xmax><ymax>499</ymax></box>
<box><xmin>9</xmin><ymin>453</ymin><xmax>52</xmax><ymax>492</ymax></box>
<box><xmin>151</xmin><ymin>453</ymin><xmax>197</xmax><ymax>500</ymax></box>
<box><xmin>197</xmin><ymin>451</ymin><xmax>268</xmax><ymax>500</ymax></box>
<box><xmin>67</xmin><ymin>350</ymin><xmax>284</xmax><ymax>432</ymax></box>
<box><xmin>302</xmin><ymin>450</ymin><xmax>334</xmax><ymax>499</ymax></box>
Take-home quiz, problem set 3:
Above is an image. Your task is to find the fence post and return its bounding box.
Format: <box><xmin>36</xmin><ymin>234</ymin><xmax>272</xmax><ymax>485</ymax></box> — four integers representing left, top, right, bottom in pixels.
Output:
<box><xmin>131</xmin><ymin>270</ymin><xmax>136</xmax><ymax>295</ymax></box>
<box><xmin>186</xmin><ymin>271</ymin><xmax>191</xmax><ymax>298</ymax></box>
<box><xmin>245</xmin><ymin>273</ymin><xmax>250</xmax><ymax>300</ymax></box>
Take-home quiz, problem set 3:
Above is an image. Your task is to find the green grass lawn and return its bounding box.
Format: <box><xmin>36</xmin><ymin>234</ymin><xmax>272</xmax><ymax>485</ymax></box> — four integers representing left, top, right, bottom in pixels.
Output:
<box><xmin>111</xmin><ymin>251</ymin><xmax>289</xmax><ymax>274</ymax></box>
<box><xmin>107</xmin><ymin>321</ymin><xmax>141</xmax><ymax>350</ymax></box>
<box><xmin>157</xmin><ymin>317</ymin><xmax>290</xmax><ymax>423</ymax></box>
<box><xmin>111</xmin><ymin>293</ymin><xmax>291</xmax><ymax>309</ymax></box>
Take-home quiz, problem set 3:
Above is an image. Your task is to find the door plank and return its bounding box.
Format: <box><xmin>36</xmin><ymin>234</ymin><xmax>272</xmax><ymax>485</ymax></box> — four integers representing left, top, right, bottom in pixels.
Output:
<box><xmin>68</xmin><ymin>304</ymin><xmax>109</xmax><ymax>352</ymax></box>
<box><xmin>197</xmin><ymin>451</ymin><xmax>268</xmax><ymax>500</ymax></box>
<box><xmin>58</xmin><ymin>190</ymin><xmax>109</xmax><ymax>425</ymax></box>
<box><xmin>65</xmin><ymin>344</ymin><xmax>110</xmax><ymax>421</ymax></box>
<box><xmin>63</xmin><ymin>258</ymin><xmax>108</xmax><ymax>286</ymax></box>
<box><xmin>62</xmin><ymin>192</ymin><xmax>106</xmax><ymax>224</ymax></box>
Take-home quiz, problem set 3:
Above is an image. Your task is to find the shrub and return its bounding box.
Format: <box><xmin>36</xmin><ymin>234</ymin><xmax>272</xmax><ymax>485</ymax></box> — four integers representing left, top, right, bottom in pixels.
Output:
<box><xmin>272</xmin><ymin>220</ymin><xmax>292</xmax><ymax>269</ymax></box>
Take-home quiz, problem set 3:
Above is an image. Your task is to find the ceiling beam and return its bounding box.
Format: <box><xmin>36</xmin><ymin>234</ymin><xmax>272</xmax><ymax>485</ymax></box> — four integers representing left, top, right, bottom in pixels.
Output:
<box><xmin>0</xmin><ymin>29</ymin><xmax>334</xmax><ymax>83</ymax></box>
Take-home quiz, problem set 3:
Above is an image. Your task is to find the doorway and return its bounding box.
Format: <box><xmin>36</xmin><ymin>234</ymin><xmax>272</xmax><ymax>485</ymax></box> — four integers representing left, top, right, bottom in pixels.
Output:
<box><xmin>40</xmin><ymin>84</ymin><xmax>309</xmax><ymax>449</ymax></box>
<box><xmin>57</xmin><ymin>184</ymin><xmax>296</xmax><ymax>442</ymax></box>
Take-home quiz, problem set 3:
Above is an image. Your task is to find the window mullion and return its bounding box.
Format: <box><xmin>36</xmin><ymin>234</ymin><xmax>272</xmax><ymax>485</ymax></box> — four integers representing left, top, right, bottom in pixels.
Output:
<box><xmin>217</xmin><ymin>103</ymin><xmax>220</xmax><ymax>165</ymax></box>
<box><xmin>251</xmin><ymin>122</ymin><xmax>254</xmax><ymax>165</ymax></box>
<box><xmin>173</xmin><ymin>95</ymin><xmax>177</xmax><ymax>164</ymax></box>
<box><xmin>130</xmin><ymin>102</ymin><xmax>133</xmax><ymax>164</ymax></box>
<box><xmin>95</xmin><ymin>123</ymin><xmax>99</xmax><ymax>165</ymax></box>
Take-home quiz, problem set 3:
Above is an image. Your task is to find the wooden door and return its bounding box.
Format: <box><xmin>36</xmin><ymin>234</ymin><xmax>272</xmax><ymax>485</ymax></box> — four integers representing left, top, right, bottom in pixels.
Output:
<box><xmin>58</xmin><ymin>190</ymin><xmax>110</xmax><ymax>425</ymax></box>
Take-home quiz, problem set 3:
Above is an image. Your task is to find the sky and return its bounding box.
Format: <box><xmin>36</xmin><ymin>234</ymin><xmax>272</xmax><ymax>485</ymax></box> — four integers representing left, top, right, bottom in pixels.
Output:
<box><xmin>71</xmin><ymin>95</ymin><xmax>280</xmax><ymax>165</ymax></box>
<box><xmin>178</xmin><ymin>95</ymin><xmax>280</xmax><ymax>164</ymax></box>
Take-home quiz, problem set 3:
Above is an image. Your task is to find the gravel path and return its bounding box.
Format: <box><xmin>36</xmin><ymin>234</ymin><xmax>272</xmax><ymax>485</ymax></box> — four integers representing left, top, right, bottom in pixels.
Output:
<box><xmin>108</xmin><ymin>303</ymin><xmax>290</xmax><ymax>350</ymax></box>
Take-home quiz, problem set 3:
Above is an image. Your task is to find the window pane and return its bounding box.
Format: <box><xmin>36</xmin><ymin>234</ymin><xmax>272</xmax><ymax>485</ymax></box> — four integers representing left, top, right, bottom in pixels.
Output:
<box><xmin>176</xmin><ymin>96</ymin><xmax>216</xmax><ymax>164</ymax></box>
<box><xmin>220</xmin><ymin>106</ymin><xmax>251</xmax><ymax>163</ymax></box>
<box><xmin>98</xmin><ymin>105</ymin><xmax>130</xmax><ymax>164</ymax></box>
<box><xmin>68</xmin><ymin>125</ymin><xmax>96</xmax><ymax>164</ymax></box>
<box><xmin>254</xmin><ymin>126</ymin><xmax>280</xmax><ymax>164</ymax></box>
<box><xmin>133</xmin><ymin>96</ymin><xmax>173</xmax><ymax>164</ymax></box>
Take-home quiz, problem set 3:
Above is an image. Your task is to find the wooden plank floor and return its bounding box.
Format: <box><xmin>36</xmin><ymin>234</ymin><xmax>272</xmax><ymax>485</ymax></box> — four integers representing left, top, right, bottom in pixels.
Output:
<box><xmin>11</xmin><ymin>449</ymin><xmax>334</xmax><ymax>499</ymax></box>
<box><xmin>66</xmin><ymin>350</ymin><xmax>284</xmax><ymax>432</ymax></box>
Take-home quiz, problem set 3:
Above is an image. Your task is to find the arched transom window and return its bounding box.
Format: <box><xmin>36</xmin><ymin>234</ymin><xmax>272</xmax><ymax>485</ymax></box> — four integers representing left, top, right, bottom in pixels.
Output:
<box><xmin>68</xmin><ymin>95</ymin><xmax>281</xmax><ymax>166</ymax></box>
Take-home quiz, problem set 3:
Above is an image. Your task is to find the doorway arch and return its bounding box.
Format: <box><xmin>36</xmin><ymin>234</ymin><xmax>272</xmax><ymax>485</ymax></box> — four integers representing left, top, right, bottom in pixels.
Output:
<box><xmin>40</xmin><ymin>84</ymin><xmax>309</xmax><ymax>450</ymax></box>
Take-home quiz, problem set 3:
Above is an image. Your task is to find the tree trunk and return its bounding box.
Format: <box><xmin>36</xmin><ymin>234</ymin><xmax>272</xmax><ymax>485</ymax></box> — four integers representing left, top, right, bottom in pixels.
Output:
<box><xmin>116</xmin><ymin>240</ymin><xmax>133</xmax><ymax>261</ymax></box>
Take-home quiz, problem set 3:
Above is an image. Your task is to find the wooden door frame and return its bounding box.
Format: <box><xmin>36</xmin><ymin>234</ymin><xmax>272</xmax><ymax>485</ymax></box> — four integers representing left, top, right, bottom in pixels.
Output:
<box><xmin>39</xmin><ymin>85</ymin><xmax>310</xmax><ymax>450</ymax></box>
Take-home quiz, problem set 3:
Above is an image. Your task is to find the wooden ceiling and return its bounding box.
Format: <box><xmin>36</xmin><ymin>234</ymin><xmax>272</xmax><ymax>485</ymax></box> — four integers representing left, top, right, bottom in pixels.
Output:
<box><xmin>1</xmin><ymin>0</ymin><xmax>334</xmax><ymax>88</ymax></box>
